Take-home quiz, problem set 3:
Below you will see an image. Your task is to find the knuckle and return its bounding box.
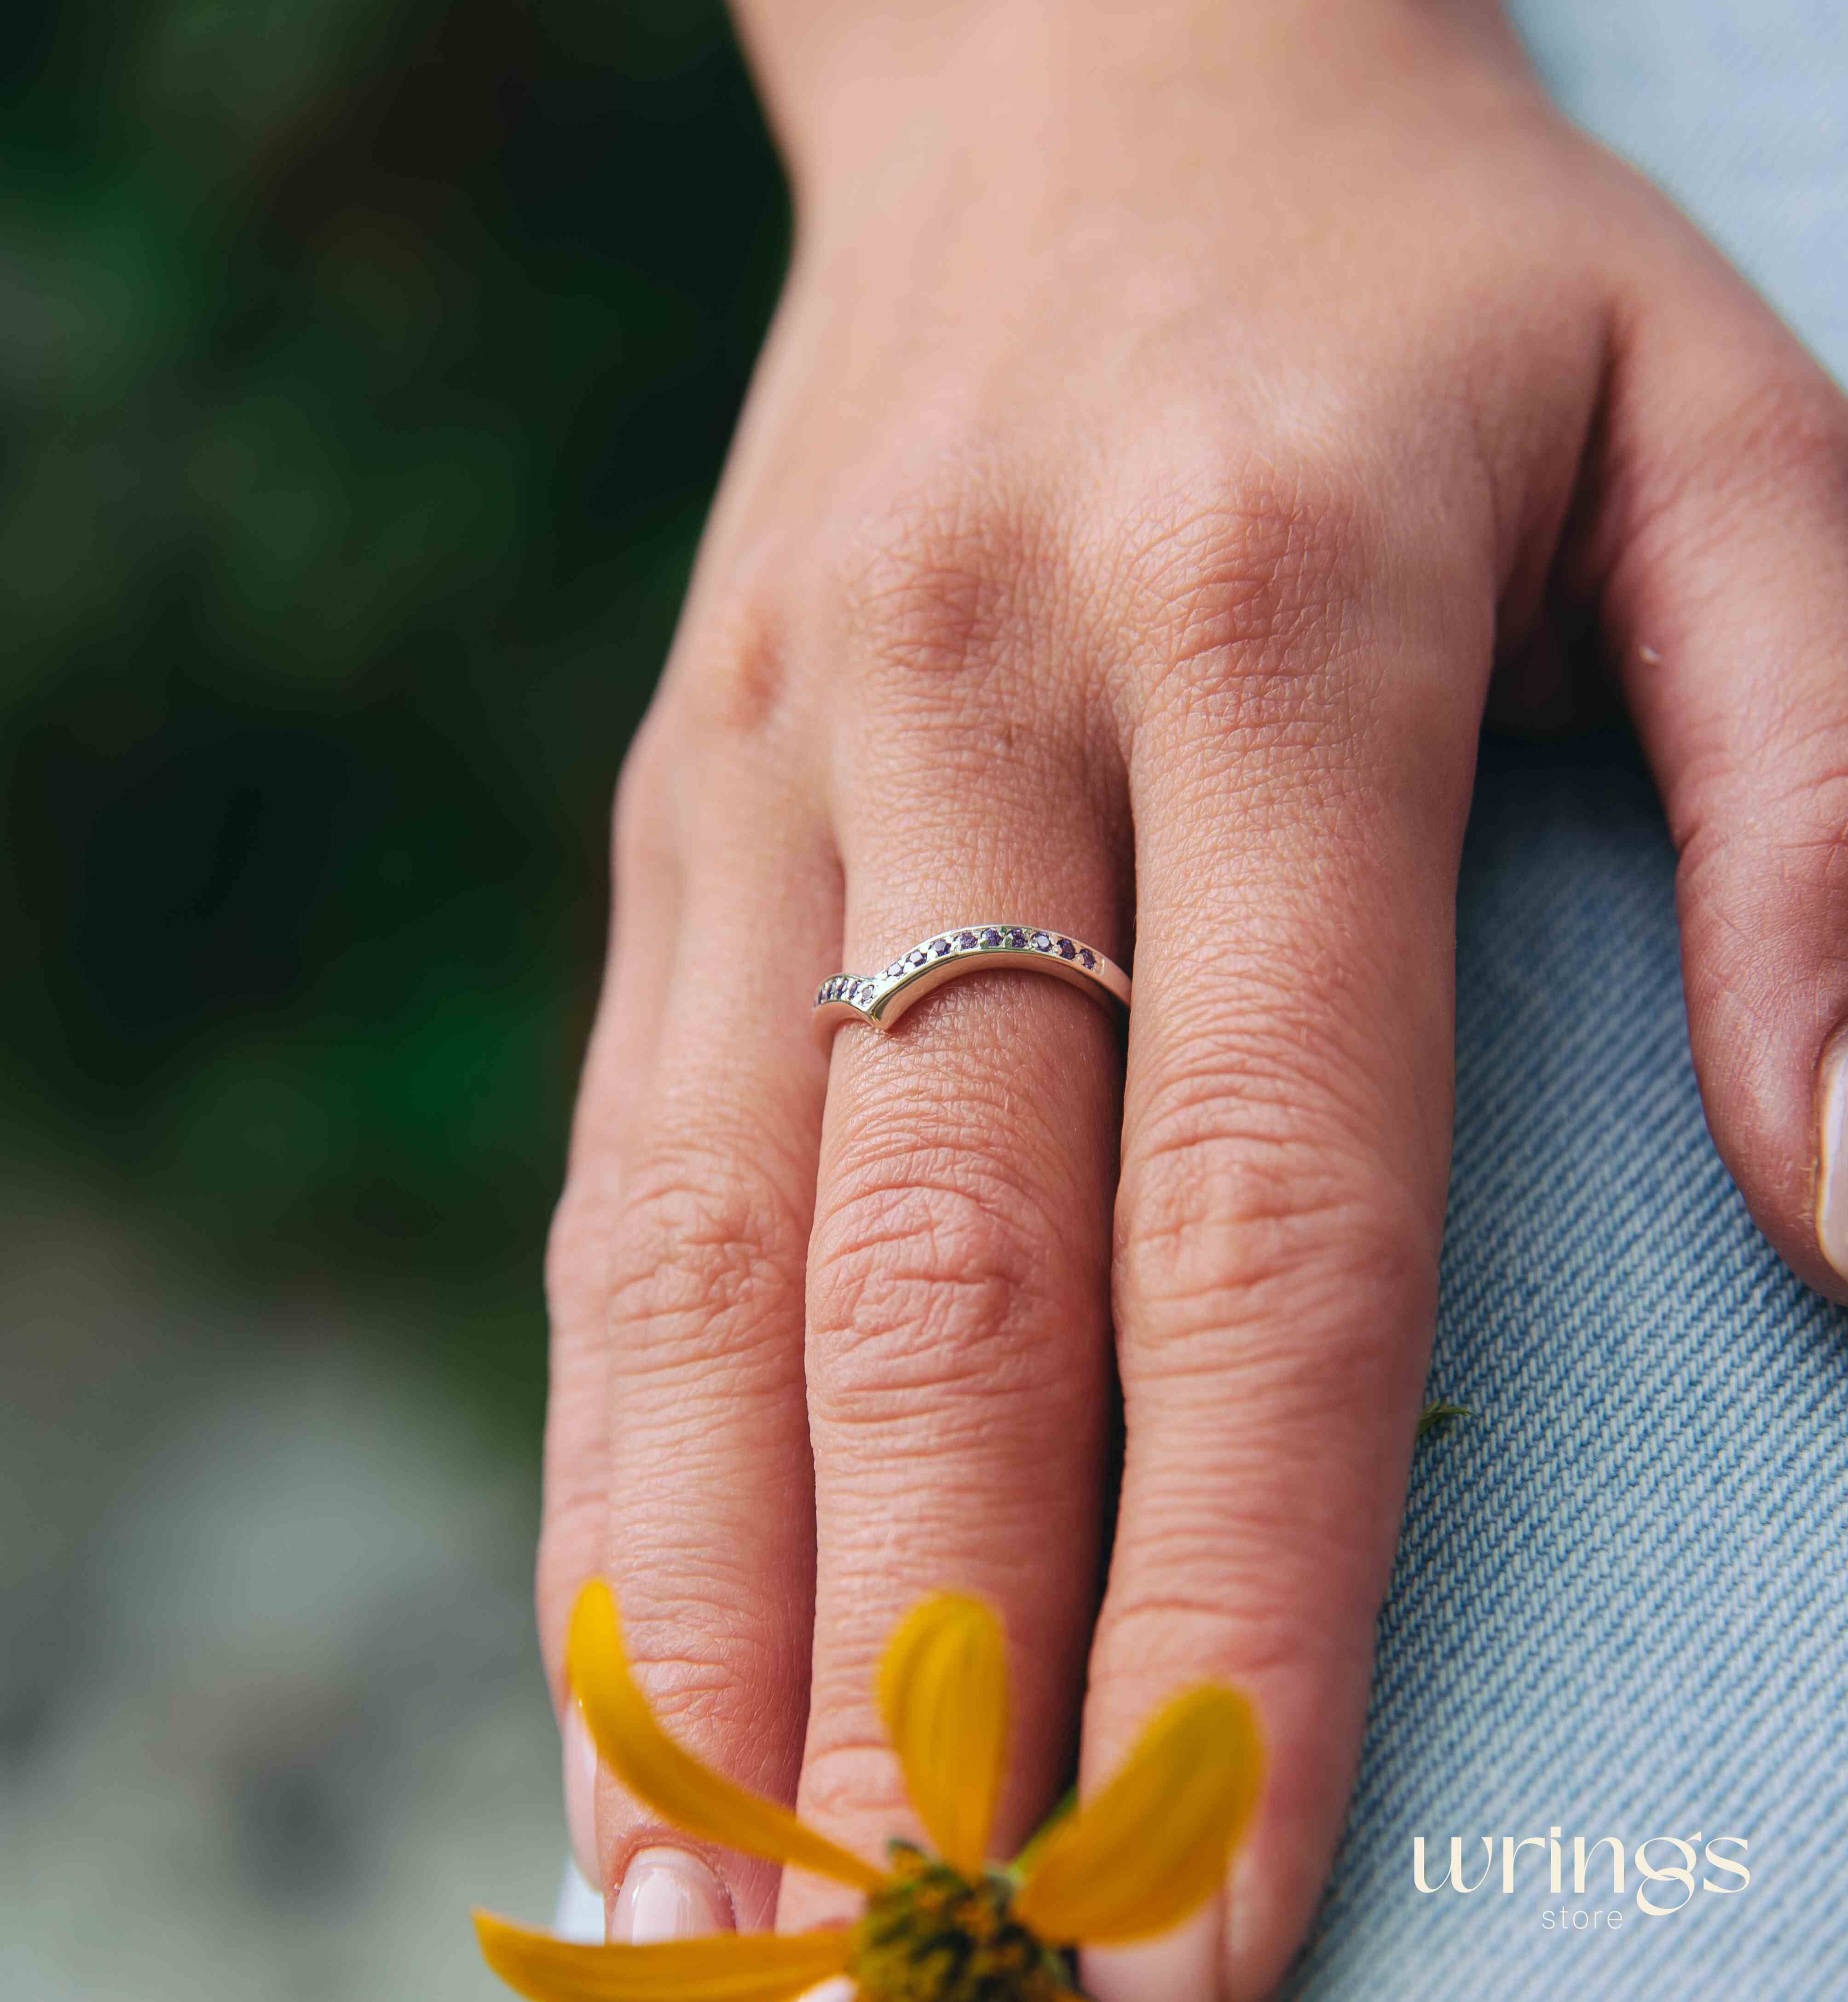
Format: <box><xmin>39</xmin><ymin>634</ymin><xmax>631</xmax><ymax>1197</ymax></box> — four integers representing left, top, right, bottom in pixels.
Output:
<box><xmin>830</xmin><ymin>453</ymin><xmax>1068</xmax><ymax>701</ymax></box>
<box><xmin>533</xmin><ymin>1487</ymin><xmax>605</xmax><ymax>1669</ymax></box>
<box><xmin>672</xmin><ymin>567</ymin><xmax>798</xmax><ymax>744</ymax></box>
<box><xmin>807</xmin><ymin>1150</ymin><xmax>1076</xmax><ymax>1416</ymax></box>
<box><xmin>545</xmin><ymin>1178</ymin><xmax>609</xmax><ymax>1326</ymax></box>
<box><xmin>797</xmin><ymin>1738</ymin><xmax>913</xmax><ymax>1840</ymax></box>
<box><xmin>1094</xmin><ymin>1567</ymin><xmax>1364</xmax><ymax>1701</ymax></box>
<box><xmin>602</xmin><ymin>1141</ymin><xmax>809</xmax><ymax>1380</ymax></box>
<box><xmin>611</xmin><ymin>711</ymin><xmax>679</xmax><ymax>882</ymax></box>
<box><xmin>620</xmin><ymin>1624</ymin><xmax>801</xmax><ymax>1763</ymax></box>
<box><xmin>1117</xmin><ymin>1075</ymin><xmax>1432</xmax><ymax>1383</ymax></box>
<box><xmin>1117</xmin><ymin>451</ymin><xmax>1374</xmax><ymax>744</ymax></box>
<box><xmin>1700</xmin><ymin>376</ymin><xmax>1848</xmax><ymax>509</ymax></box>
<box><xmin>1630</xmin><ymin>375</ymin><xmax>1848</xmax><ymax>569</ymax></box>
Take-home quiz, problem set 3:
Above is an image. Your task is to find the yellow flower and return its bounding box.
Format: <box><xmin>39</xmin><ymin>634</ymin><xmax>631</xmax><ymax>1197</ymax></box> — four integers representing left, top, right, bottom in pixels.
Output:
<box><xmin>475</xmin><ymin>1583</ymin><xmax>1262</xmax><ymax>2002</ymax></box>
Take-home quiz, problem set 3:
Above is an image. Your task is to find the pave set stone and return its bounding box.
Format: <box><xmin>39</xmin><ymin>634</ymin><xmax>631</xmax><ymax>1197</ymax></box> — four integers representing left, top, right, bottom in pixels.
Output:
<box><xmin>816</xmin><ymin>928</ymin><xmax>1101</xmax><ymax>1010</ymax></box>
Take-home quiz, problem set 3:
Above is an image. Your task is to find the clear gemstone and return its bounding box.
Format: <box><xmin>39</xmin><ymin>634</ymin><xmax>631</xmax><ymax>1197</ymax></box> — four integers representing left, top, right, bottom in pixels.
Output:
<box><xmin>907</xmin><ymin>948</ymin><xmax>928</xmax><ymax>967</ymax></box>
<box><xmin>931</xmin><ymin>937</ymin><xmax>953</xmax><ymax>957</ymax></box>
<box><xmin>885</xmin><ymin>960</ymin><xmax>907</xmax><ymax>979</ymax></box>
<box><xmin>1030</xmin><ymin>931</ymin><xmax>1052</xmax><ymax>951</ymax></box>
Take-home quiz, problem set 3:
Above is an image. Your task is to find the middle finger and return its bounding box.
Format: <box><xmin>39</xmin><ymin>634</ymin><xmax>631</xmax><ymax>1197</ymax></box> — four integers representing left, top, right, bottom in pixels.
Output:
<box><xmin>780</xmin><ymin>538</ymin><xmax>1128</xmax><ymax>1924</ymax></box>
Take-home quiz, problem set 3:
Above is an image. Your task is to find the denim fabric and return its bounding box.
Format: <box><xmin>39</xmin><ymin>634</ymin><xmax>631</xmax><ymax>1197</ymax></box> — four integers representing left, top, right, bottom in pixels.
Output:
<box><xmin>1284</xmin><ymin>740</ymin><xmax>1848</xmax><ymax>1999</ymax></box>
<box><xmin>1509</xmin><ymin>0</ymin><xmax>1848</xmax><ymax>391</ymax></box>
<box><xmin>1282</xmin><ymin>7</ymin><xmax>1848</xmax><ymax>1996</ymax></box>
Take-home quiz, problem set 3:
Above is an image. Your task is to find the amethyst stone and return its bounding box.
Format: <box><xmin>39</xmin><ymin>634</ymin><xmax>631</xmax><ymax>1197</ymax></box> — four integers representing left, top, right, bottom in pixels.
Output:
<box><xmin>979</xmin><ymin>928</ymin><xmax>1001</xmax><ymax>948</ymax></box>
<box><xmin>957</xmin><ymin>930</ymin><xmax>979</xmax><ymax>949</ymax></box>
<box><xmin>1078</xmin><ymin>948</ymin><xmax>1096</xmax><ymax>969</ymax></box>
<box><xmin>1057</xmin><ymin>937</ymin><xmax>1076</xmax><ymax>959</ymax></box>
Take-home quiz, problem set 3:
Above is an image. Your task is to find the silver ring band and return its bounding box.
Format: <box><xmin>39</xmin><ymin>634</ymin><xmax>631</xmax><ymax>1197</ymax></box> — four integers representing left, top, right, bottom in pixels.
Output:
<box><xmin>814</xmin><ymin>925</ymin><xmax>1130</xmax><ymax>1036</ymax></box>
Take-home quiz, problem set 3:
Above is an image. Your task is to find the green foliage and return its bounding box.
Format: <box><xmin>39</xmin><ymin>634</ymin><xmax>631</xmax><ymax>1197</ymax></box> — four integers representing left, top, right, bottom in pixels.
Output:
<box><xmin>1416</xmin><ymin>1399</ymin><xmax>1473</xmax><ymax>1439</ymax></box>
<box><xmin>1</xmin><ymin>0</ymin><xmax>788</xmax><ymax>1412</ymax></box>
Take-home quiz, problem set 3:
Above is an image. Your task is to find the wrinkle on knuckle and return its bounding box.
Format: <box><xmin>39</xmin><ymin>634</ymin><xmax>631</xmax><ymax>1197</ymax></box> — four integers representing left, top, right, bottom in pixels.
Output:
<box><xmin>602</xmin><ymin>1145</ymin><xmax>808</xmax><ymax>1376</ymax></box>
<box><xmin>1117</xmin><ymin>1116</ymin><xmax>1431</xmax><ymax>1371</ymax></box>
<box><xmin>807</xmin><ymin>1164</ymin><xmax>1076</xmax><ymax>1408</ymax></box>
<box><xmin>672</xmin><ymin>560</ymin><xmax>801</xmax><ymax>742</ymax></box>
<box><xmin>797</xmin><ymin>1739</ymin><xmax>912</xmax><ymax>1839</ymax></box>
<box><xmin>618</xmin><ymin>1635</ymin><xmax>795</xmax><ymax>1756</ymax></box>
<box><xmin>1117</xmin><ymin>454</ymin><xmax>1374</xmax><ymax>746</ymax></box>
<box><xmin>1095</xmin><ymin>1572</ymin><xmax>1366</xmax><ymax>1696</ymax></box>
<box><xmin>1622</xmin><ymin>375</ymin><xmax>1848</xmax><ymax>581</ymax></box>
<box><xmin>831</xmin><ymin>460</ymin><xmax>1070</xmax><ymax>705</ymax></box>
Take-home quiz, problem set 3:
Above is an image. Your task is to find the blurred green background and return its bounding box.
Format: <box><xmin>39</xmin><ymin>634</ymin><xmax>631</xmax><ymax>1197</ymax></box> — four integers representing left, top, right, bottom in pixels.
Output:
<box><xmin>2</xmin><ymin>4</ymin><xmax>784</xmax><ymax>1994</ymax></box>
<box><xmin>4</xmin><ymin>0</ymin><xmax>786</xmax><ymax>1402</ymax></box>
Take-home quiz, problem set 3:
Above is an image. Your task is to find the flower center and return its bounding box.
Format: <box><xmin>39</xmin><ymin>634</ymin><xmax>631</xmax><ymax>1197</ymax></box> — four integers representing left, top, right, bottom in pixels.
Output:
<box><xmin>848</xmin><ymin>1845</ymin><xmax>1065</xmax><ymax>2002</ymax></box>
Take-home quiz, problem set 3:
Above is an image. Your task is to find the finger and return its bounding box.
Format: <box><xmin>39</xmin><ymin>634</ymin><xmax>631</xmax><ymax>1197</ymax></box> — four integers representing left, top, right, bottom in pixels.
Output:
<box><xmin>541</xmin><ymin>721</ymin><xmax>682</xmax><ymax>1880</ymax></box>
<box><xmin>1079</xmin><ymin>523</ymin><xmax>1485</xmax><ymax>2000</ymax></box>
<box><xmin>780</xmin><ymin>575</ymin><xmax>1128</xmax><ymax>1926</ymax></box>
<box><xmin>1571</xmin><ymin>214</ymin><xmax>1848</xmax><ymax>1296</ymax></box>
<box><xmin>560</xmin><ymin>697</ymin><xmax>840</xmax><ymax>1938</ymax></box>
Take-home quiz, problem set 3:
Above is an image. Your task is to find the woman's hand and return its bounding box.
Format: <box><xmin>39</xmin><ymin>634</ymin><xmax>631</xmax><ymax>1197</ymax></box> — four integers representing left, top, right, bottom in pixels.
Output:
<box><xmin>539</xmin><ymin>1</ymin><xmax>1848</xmax><ymax>1992</ymax></box>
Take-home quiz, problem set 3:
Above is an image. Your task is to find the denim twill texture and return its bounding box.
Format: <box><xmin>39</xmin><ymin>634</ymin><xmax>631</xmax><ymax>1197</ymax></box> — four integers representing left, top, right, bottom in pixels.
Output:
<box><xmin>1283</xmin><ymin>741</ymin><xmax>1848</xmax><ymax>1998</ymax></box>
<box><xmin>1283</xmin><ymin>7</ymin><xmax>1848</xmax><ymax>1993</ymax></box>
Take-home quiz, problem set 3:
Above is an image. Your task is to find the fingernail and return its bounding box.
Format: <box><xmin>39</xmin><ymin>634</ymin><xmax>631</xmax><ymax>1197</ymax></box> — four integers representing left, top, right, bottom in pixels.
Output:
<box><xmin>563</xmin><ymin>1700</ymin><xmax>600</xmax><ymax>1886</ymax></box>
<box><xmin>1818</xmin><ymin>1040</ymin><xmax>1848</xmax><ymax>1278</ymax></box>
<box><xmin>608</xmin><ymin>1846</ymin><xmax>732</xmax><ymax>1945</ymax></box>
<box><xmin>796</xmin><ymin>1982</ymin><xmax>856</xmax><ymax>2002</ymax></box>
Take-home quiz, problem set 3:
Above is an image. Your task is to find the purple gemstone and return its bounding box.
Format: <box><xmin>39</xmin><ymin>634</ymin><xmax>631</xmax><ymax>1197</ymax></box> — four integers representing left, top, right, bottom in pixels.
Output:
<box><xmin>1078</xmin><ymin>948</ymin><xmax>1096</xmax><ymax>970</ymax></box>
<box><xmin>1057</xmin><ymin>937</ymin><xmax>1076</xmax><ymax>959</ymax></box>
<box><xmin>956</xmin><ymin>930</ymin><xmax>979</xmax><ymax>949</ymax></box>
<box><xmin>907</xmin><ymin>948</ymin><xmax>928</xmax><ymax>968</ymax></box>
<box><xmin>1003</xmin><ymin>928</ymin><xmax>1026</xmax><ymax>949</ymax></box>
<box><xmin>979</xmin><ymin>928</ymin><xmax>1001</xmax><ymax>948</ymax></box>
<box><xmin>1030</xmin><ymin>931</ymin><xmax>1052</xmax><ymax>951</ymax></box>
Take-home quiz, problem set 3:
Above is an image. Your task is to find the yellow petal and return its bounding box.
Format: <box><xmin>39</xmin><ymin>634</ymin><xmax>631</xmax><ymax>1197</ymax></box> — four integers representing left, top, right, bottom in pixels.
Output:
<box><xmin>474</xmin><ymin>1911</ymin><xmax>850</xmax><ymax>2002</ymax></box>
<box><xmin>1011</xmin><ymin>1685</ymin><xmax>1262</xmax><ymax>1946</ymax></box>
<box><xmin>567</xmin><ymin>1582</ymin><xmax>883</xmax><ymax>1895</ymax></box>
<box><xmin>877</xmin><ymin>1593</ymin><xmax>1009</xmax><ymax>1875</ymax></box>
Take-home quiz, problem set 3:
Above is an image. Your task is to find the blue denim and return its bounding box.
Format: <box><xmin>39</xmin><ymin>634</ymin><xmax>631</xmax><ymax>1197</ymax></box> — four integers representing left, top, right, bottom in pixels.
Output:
<box><xmin>1283</xmin><ymin>740</ymin><xmax>1848</xmax><ymax>1998</ymax></box>
<box><xmin>1282</xmin><ymin>7</ymin><xmax>1848</xmax><ymax>1996</ymax></box>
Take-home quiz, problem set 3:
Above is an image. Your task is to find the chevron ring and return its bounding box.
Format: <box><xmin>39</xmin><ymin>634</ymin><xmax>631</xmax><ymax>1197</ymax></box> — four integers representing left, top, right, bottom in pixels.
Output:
<box><xmin>814</xmin><ymin>925</ymin><xmax>1131</xmax><ymax>1037</ymax></box>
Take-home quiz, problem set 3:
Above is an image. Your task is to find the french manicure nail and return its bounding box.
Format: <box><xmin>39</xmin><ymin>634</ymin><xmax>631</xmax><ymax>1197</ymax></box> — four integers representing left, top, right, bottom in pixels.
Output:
<box><xmin>562</xmin><ymin>1700</ymin><xmax>600</xmax><ymax>1886</ymax></box>
<box><xmin>609</xmin><ymin>1846</ymin><xmax>732</xmax><ymax>1945</ymax></box>
<box><xmin>1818</xmin><ymin>1040</ymin><xmax>1848</xmax><ymax>1278</ymax></box>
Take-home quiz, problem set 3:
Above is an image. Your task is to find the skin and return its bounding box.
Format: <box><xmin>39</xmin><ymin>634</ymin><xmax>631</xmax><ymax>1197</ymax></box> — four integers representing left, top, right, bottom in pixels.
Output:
<box><xmin>538</xmin><ymin>1</ymin><xmax>1848</xmax><ymax>1994</ymax></box>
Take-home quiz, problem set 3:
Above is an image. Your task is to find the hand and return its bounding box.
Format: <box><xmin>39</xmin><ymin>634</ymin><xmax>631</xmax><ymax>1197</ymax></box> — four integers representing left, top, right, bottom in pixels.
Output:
<box><xmin>539</xmin><ymin>2</ymin><xmax>1848</xmax><ymax>1992</ymax></box>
